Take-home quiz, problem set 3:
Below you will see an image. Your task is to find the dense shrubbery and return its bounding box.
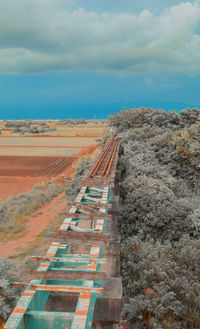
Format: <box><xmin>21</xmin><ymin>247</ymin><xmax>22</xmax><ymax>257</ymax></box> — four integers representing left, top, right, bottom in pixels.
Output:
<box><xmin>65</xmin><ymin>155</ymin><xmax>93</xmax><ymax>200</ymax></box>
<box><xmin>121</xmin><ymin>236</ymin><xmax>200</xmax><ymax>329</ymax></box>
<box><xmin>109</xmin><ymin>108</ymin><xmax>199</xmax><ymax>132</ymax></box>
<box><xmin>0</xmin><ymin>258</ymin><xmax>21</xmax><ymax>322</ymax></box>
<box><xmin>0</xmin><ymin>181</ymin><xmax>64</xmax><ymax>233</ymax></box>
<box><xmin>57</xmin><ymin>118</ymin><xmax>87</xmax><ymax>125</ymax></box>
<box><xmin>96</xmin><ymin>128</ymin><xmax>113</xmax><ymax>149</ymax></box>
<box><xmin>108</xmin><ymin>108</ymin><xmax>200</xmax><ymax>328</ymax></box>
<box><xmin>4</xmin><ymin>120</ymin><xmax>56</xmax><ymax>134</ymax></box>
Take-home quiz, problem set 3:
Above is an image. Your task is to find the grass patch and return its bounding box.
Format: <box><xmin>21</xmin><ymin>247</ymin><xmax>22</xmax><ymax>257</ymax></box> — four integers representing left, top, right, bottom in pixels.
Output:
<box><xmin>0</xmin><ymin>180</ymin><xmax>64</xmax><ymax>240</ymax></box>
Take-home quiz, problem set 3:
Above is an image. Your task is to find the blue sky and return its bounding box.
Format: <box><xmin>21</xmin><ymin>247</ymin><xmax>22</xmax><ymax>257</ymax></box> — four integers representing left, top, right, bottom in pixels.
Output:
<box><xmin>0</xmin><ymin>0</ymin><xmax>200</xmax><ymax>119</ymax></box>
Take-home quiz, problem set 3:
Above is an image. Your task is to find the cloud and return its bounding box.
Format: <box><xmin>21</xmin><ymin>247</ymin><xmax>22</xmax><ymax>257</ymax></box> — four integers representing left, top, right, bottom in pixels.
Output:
<box><xmin>0</xmin><ymin>0</ymin><xmax>200</xmax><ymax>75</ymax></box>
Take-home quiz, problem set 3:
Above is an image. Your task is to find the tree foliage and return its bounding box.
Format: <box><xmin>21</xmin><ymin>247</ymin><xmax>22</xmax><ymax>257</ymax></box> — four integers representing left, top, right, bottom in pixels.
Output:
<box><xmin>109</xmin><ymin>108</ymin><xmax>200</xmax><ymax>328</ymax></box>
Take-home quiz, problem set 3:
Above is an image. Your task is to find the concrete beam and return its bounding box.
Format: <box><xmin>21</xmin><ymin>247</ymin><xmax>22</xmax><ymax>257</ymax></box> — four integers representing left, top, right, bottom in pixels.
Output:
<box><xmin>47</xmin><ymin>230</ymin><xmax>110</xmax><ymax>245</ymax></box>
<box><xmin>30</xmin><ymin>270</ymin><xmax>106</xmax><ymax>281</ymax></box>
<box><xmin>69</xmin><ymin>202</ymin><xmax>112</xmax><ymax>209</ymax></box>
<box><xmin>94</xmin><ymin>278</ymin><xmax>122</xmax><ymax>323</ymax></box>
<box><xmin>62</xmin><ymin>213</ymin><xmax>112</xmax><ymax>221</ymax></box>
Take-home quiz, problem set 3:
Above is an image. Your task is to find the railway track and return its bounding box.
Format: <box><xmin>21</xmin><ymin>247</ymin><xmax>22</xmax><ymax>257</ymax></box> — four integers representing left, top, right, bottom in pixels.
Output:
<box><xmin>5</xmin><ymin>136</ymin><xmax>121</xmax><ymax>329</ymax></box>
<box><xmin>88</xmin><ymin>136</ymin><xmax>119</xmax><ymax>178</ymax></box>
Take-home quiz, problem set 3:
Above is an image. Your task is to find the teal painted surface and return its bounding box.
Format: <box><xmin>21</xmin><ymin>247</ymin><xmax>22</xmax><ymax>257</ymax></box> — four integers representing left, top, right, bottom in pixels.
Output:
<box><xmin>96</xmin><ymin>246</ymin><xmax>103</xmax><ymax>272</ymax></box>
<box><xmin>85</xmin><ymin>294</ymin><xmax>97</xmax><ymax>329</ymax></box>
<box><xmin>108</xmin><ymin>190</ymin><xmax>111</xmax><ymax>202</ymax></box>
<box><xmin>50</xmin><ymin>260</ymin><xmax>89</xmax><ymax>267</ymax></box>
<box><xmin>102</xmin><ymin>220</ymin><xmax>106</xmax><ymax>233</ymax></box>
<box><xmin>50</xmin><ymin>268</ymin><xmax>92</xmax><ymax>272</ymax></box>
<box><xmin>25</xmin><ymin>311</ymin><xmax>73</xmax><ymax>329</ymax></box>
<box><xmin>40</xmin><ymin>246</ymin><xmax>104</xmax><ymax>272</ymax></box>
<box><xmin>14</xmin><ymin>295</ymin><xmax>32</xmax><ymax>310</ymax></box>
<box><xmin>86</xmin><ymin>187</ymin><xmax>104</xmax><ymax>193</ymax></box>
<box><xmin>55</xmin><ymin>244</ymin><xmax>71</xmax><ymax>257</ymax></box>
<box><xmin>5</xmin><ymin>183</ymin><xmax>111</xmax><ymax>329</ymax></box>
<box><xmin>93</xmin><ymin>280</ymin><xmax>104</xmax><ymax>287</ymax></box>
<box><xmin>30</xmin><ymin>279</ymin><xmax>103</xmax><ymax>288</ymax></box>
<box><xmin>4</xmin><ymin>313</ymin><xmax>25</xmax><ymax>329</ymax></box>
<box><xmin>28</xmin><ymin>291</ymin><xmax>50</xmax><ymax>311</ymax></box>
<box><xmin>81</xmin><ymin>197</ymin><xmax>96</xmax><ymax>203</ymax></box>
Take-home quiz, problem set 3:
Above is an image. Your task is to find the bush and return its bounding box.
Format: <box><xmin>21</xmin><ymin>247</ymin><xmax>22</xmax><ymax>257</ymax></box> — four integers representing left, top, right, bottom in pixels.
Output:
<box><xmin>121</xmin><ymin>236</ymin><xmax>200</xmax><ymax>329</ymax></box>
<box><xmin>0</xmin><ymin>258</ymin><xmax>21</xmax><ymax>321</ymax></box>
<box><xmin>0</xmin><ymin>181</ymin><xmax>64</xmax><ymax>233</ymax></box>
<box><xmin>108</xmin><ymin>108</ymin><xmax>200</xmax><ymax>328</ymax></box>
<box><xmin>65</xmin><ymin>155</ymin><xmax>93</xmax><ymax>201</ymax></box>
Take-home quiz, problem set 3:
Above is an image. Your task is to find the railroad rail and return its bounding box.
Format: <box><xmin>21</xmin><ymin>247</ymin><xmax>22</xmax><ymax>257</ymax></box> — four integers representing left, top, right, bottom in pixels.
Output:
<box><xmin>82</xmin><ymin>136</ymin><xmax>120</xmax><ymax>187</ymax></box>
<box><xmin>5</xmin><ymin>136</ymin><xmax>121</xmax><ymax>329</ymax></box>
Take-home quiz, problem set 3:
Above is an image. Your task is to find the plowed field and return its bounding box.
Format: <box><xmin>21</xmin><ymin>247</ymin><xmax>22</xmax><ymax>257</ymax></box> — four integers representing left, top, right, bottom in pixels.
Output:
<box><xmin>0</xmin><ymin>156</ymin><xmax>75</xmax><ymax>176</ymax></box>
<box><xmin>0</xmin><ymin>176</ymin><xmax>48</xmax><ymax>201</ymax></box>
<box><xmin>0</xmin><ymin>133</ymin><xmax>98</xmax><ymax>201</ymax></box>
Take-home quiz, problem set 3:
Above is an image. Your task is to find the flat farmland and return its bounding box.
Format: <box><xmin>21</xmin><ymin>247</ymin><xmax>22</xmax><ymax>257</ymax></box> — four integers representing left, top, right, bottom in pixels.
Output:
<box><xmin>0</xmin><ymin>136</ymin><xmax>97</xmax><ymax>146</ymax></box>
<box><xmin>0</xmin><ymin>155</ymin><xmax>76</xmax><ymax>200</ymax></box>
<box><xmin>0</xmin><ymin>156</ymin><xmax>76</xmax><ymax>176</ymax></box>
<box><xmin>0</xmin><ymin>136</ymin><xmax>97</xmax><ymax>156</ymax></box>
<box><xmin>0</xmin><ymin>134</ymin><xmax>98</xmax><ymax>201</ymax></box>
<box><xmin>0</xmin><ymin>176</ymin><xmax>49</xmax><ymax>201</ymax></box>
<box><xmin>0</xmin><ymin>147</ymin><xmax>80</xmax><ymax>156</ymax></box>
<box><xmin>48</xmin><ymin>125</ymin><xmax>105</xmax><ymax>136</ymax></box>
<box><xmin>0</xmin><ymin>122</ymin><xmax>103</xmax><ymax>265</ymax></box>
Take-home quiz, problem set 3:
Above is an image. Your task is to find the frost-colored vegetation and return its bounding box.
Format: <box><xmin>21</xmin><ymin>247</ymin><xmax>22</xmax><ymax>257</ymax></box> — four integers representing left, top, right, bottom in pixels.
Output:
<box><xmin>4</xmin><ymin>120</ymin><xmax>56</xmax><ymax>134</ymax></box>
<box><xmin>3</xmin><ymin>119</ymin><xmax>89</xmax><ymax>135</ymax></box>
<box><xmin>109</xmin><ymin>108</ymin><xmax>200</xmax><ymax>329</ymax></box>
<box><xmin>65</xmin><ymin>155</ymin><xmax>93</xmax><ymax>200</ymax></box>
<box><xmin>0</xmin><ymin>258</ymin><xmax>21</xmax><ymax>322</ymax></box>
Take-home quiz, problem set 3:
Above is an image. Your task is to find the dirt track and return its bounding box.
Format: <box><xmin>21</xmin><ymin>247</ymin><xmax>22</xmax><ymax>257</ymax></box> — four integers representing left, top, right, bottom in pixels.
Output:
<box><xmin>0</xmin><ymin>192</ymin><xmax>66</xmax><ymax>258</ymax></box>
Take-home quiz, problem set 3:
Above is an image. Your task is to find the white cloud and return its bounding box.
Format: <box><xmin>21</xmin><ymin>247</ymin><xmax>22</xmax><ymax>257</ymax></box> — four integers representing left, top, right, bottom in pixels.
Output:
<box><xmin>0</xmin><ymin>0</ymin><xmax>200</xmax><ymax>75</ymax></box>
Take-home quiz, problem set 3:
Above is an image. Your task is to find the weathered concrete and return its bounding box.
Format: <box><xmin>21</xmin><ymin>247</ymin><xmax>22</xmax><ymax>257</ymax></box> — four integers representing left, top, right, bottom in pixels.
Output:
<box><xmin>30</xmin><ymin>270</ymin><xmax>107</xmax><ymax>281</ymax></box>
<box><xmin>41</xmin><ymin>278</ymin><xmax>122</xmax><ymax>323</ymax></box>
<box><xmin>46</xmin><ymin>231</ymin><xmax>110</xmax><ymax>245</ymax></box>
<box><xmin>94</xmin><ymin>278</ymin><xmax>122</xmax><ymax>323</ymax></box>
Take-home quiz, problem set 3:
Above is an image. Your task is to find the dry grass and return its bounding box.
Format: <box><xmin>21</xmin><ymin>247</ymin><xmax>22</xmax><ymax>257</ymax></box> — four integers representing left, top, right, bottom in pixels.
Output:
<box><xmin>0</xmin><ymin>181</ymin><xmax>64</xmax><ymax>239</ymax></box>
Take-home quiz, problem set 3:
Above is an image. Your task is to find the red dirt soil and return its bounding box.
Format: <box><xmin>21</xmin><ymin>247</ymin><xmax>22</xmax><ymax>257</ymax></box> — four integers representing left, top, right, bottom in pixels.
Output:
<box><xmin>0</xmin><ymin>156</ymin><xmax>52</xmax><ymax>176</ymax></box>
<box><xmin>0</xmin><ymin>192</ymin><xmax>66</xmax><ymax>258</ymax></box>
<box><xmin>58</xmin><ymin>146</ymin><xmax>97</xmax><ymax>178</ymax></box>
<box><xmin>0</xmin><ymin>176</ymin><xmax>49</xmax><ymax>201</ymax></box>
<box><xmin>0</xmin><ymin>156</ymin><xmax>76</xmax><ymax>176</ymax></box>
<box><xmin>0</xmin><ymin>145</ymin><xmax>97</xmax><ymax>258</ymax></box>
<box><xmin>0</xmin><ymin>146</ymin><xmax>96</xmax><ymax>200</ymax></box>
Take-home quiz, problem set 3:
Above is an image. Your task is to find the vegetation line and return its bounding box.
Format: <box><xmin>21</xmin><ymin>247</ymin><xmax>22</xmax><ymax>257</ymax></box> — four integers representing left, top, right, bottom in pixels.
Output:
<box><xmin>108</xmin><ymin>108</ymin><xmax>200</xmax><ymax>329</ymax></box>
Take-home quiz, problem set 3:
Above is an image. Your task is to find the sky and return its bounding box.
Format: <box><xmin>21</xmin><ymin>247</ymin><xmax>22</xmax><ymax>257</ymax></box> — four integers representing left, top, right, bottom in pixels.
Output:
<box><xmin>0</xmin><ymin>0</ymin><xmax>200</xmax><ymax>119</ymax></box>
